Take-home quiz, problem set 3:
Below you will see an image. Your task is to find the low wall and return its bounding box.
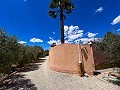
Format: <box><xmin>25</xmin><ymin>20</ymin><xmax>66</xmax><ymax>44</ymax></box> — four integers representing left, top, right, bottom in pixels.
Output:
<box><xmin>49</xmin><ymin>44</ymin><xmax>95</xmax><ymax>75</ymax></box>
<box><xmin>81</xmin><ymin>44</ymin><xmax>95</xmax><ymax>75</ymax></box>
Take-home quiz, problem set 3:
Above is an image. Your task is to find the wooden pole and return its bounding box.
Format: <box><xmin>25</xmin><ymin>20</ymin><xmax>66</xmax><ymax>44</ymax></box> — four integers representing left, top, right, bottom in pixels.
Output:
<box><xmin>77</xmin><ymin>40</ymin><xmax>84</xmax><ymax>77</ymax></box>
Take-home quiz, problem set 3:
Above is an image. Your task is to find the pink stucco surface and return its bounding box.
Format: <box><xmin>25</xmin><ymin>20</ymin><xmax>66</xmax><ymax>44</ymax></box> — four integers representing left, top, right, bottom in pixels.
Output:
<box><xmin>49</xmin><ymin>44</ymin><xmax>78</xmax><ymax>74</ymax></box>
<box><xmin>80</xmin><ymin>44</ymin><xmax>95</xmax><ymax>75</ymax></box>
<box><xmin>49</xmin><ymin>44</ymin><xmax>95</xmax><ymax>75</ymax></box>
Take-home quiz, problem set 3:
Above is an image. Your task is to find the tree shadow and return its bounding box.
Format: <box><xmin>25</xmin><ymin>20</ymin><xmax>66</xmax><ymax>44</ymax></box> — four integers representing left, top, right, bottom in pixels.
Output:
<box><xmin>109</xmin><ymin>80</ymin><xmax>120</xmax><ymax>86</ymax></box>
<box><xmin>20</xmin><ymin>63</ymin><xmax>40</xmax><ymax>72</ymax></box>
<box><xmin>0</xmin><ymin>74</ymin><xmax>37</xmax><ymax>90</ymax></box>
<box><xmin>38</xmin><ymin>59</ymin><xmax>47</xmax><ymax>63</ymax></box>
<box><xmin>81</xmin><ymin>48</ymin><xmax>88</xmax><ymax>61</ymax></box>
<box><xmin>0</xmin><ymin>58</ymin><xmax>47</xmax><ymax>90</ymax></box>
<box><xmin>93</xmin><ymin>71</ymin><xmax>101</xmax><ymax>75</ymax></box>
<box><xmin>20</xmin><ymin>59</ymin><xmax>46</xmax><ymax>72</ymax></box>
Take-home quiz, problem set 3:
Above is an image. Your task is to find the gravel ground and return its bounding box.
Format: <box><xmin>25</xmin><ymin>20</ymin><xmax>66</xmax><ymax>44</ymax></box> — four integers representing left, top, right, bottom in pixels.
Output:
<box><xmin>21</xmin><ymin>56</ymin><xmax>120</xmax><ymax>90</ymax></box>
<box><xmin>1</xmin><ymin>56</ymin><xmax>119</xmax><ymax>90</ymax></box>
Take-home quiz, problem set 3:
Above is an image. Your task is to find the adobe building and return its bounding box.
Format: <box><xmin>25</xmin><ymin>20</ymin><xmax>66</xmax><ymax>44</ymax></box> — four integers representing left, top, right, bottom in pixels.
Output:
<box><xmin>49</xmin><ymin>43</ymin><xmax>106</xmax><ymax>75</ymax></box>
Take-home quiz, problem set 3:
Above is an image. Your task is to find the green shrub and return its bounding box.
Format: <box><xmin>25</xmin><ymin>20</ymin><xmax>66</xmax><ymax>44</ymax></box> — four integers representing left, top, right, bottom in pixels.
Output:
<box><xmin>93</xmin><ymin>32</ymin><xmax>120</xmax><ymax>69</ymax></box>
<box><xmin>0</xmin><ymin>28</ymin><xmax>47</xmax><ymax>74</ymax></box>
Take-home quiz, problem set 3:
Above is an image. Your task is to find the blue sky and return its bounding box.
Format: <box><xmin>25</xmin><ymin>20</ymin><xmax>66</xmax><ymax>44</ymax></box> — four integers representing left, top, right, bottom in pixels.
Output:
<box><xmin>0</xmin><ymin>0</ymin><xmax>120</xmax><ymax>50</ymax></box>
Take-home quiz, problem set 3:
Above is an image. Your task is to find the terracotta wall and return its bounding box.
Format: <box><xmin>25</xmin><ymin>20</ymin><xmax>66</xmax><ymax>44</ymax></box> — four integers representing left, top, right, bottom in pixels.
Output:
<box><xmin>80</xmin><ymin>44</ymin><xmax>95</xmax><ymax>75</ymax></box>
<box><xmin>49</xmin><ymin>44</ymin><xmax>95</xmax><ymax>75</ymax></box>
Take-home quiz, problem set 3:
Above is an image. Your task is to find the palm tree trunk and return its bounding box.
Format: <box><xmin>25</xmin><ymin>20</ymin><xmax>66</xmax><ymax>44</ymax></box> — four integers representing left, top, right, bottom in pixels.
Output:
<box><xmin>60</xmin><ymin>9</ymin><xmax>64</xmax><ymax>44</ymax></box>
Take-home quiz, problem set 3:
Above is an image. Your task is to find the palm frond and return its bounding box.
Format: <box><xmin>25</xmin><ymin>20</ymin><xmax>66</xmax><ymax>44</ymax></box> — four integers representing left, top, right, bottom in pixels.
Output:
<box><xmin>61</xmin><ymin>0</ymin><xmax>75</xmax><ymax>14</ymax></box>
<box><xmin>49</xmin><ymin>0</ymin><xmax>75</xmax><ymax>18</ymax></box>
<box><xmin>49</xmin><ymin>2</ymin><xmax>57</xmax><ymax>8</ymax></box>
<box><xmin>48</xmin><ymin>11</ymin><xmax>58</xmax><ymax>18</ymax></box>
<box><xmin>49</xmin><ymin>0</ymin><xmax>60</xmax><ymax>9</ymax></box>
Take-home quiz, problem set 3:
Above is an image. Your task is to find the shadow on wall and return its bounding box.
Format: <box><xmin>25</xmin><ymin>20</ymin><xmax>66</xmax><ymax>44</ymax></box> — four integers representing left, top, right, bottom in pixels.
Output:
<box><xmin>81</xmin><ymin>48</ymin><xmax>88</xmax><ymax>61</ymax></box>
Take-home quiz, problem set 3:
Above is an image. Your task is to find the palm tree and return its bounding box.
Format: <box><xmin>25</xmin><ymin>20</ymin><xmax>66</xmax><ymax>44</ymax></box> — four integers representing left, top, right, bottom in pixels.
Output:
<box><xmin>48</xmin><ymin>0</ymin><xmax>75</xmax><ymax>44</ymax></box>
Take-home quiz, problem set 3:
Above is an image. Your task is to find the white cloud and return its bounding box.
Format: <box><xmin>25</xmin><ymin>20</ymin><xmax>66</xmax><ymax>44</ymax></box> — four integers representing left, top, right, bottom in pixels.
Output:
<box><xmin>18</xmin><ymin>41</ymin><xmax>27</xmax><ymax>44</ymax></box>
<box><xmin>96</xmin><ymin>7</ymin><xmax>104</xmax><ymax>13</ymax></box>
<box><xmin>68</xmin><ymin>33</ymin><xmax>83</xmax><ymax>41</ymax></box>
<box><xmin>64</xmin><ymin>25</ymin><xmax>84</xmax><ymax>43</ymax></box>
<box><xmin>53</xmin><ymin>32</ymin><xmax>55</xmax><ymax>34</ymax></box>
<box><xmin>49</xmin><ymin>37</ymin><xmax>53</xmax><ymax>40</ymax></box>
<box><xmin>64</xmin><ymin>25</ymin><xmax>69</xmax><ymax>31</ymax></box>
<box><xmin>65</xmin><ymin>40</ymin><xmax>70</xmax><ymax>43</ymax></box>
<box><xmin>48</xmin><ymin>37</ymin><xmax>70</xmax><ymax>45</ymax></box>
<box><xmin>68</xmin><ymin>25</ymin><xmax>79</xmax><ymax>35</ymax></box>
<box><xmin>93</xmin><ymin>7</ymin><xmax>104</xmax><ymax>15</ymax></box>
<box><xmin>64</xmin><ymin>25</ymin><xmax>69</xmax><ymax>38</ymax></box>
<box><xmin>79</xmin><ymin>38</ymin><xmax>89</xmax><ymax>44</ymax></box>
<box><xmin>48</xmin><ymin>25</ymin><xmax>98</xmax><ymax>45</ymax></box>
<box><xmin>75</xmin><ymin>38</ymin><xmax>101</xmax><ymax>44</ymax></box>
<box><xmin>117</xmin><ymin>29</ymin><xmax>120</xmax><ymax>31</ymax></box>
<box><xmin>87</xmin><ymin>32</ymin><xmax>98</xmax><ymax>38</ymax></box>
<box><xmin>111</xmin><ymin>15</ymin><xmax>120</xmax><ymax>25</ymax></box>
<box><xmin>48</xmin><ymin>37</ymin><xmax>61</xmax><ymax>45</ymax></box>
<box><xmin>30</xmin><ymin>38</ymin><xmax>43</xmax><ymax>43</ymax></box>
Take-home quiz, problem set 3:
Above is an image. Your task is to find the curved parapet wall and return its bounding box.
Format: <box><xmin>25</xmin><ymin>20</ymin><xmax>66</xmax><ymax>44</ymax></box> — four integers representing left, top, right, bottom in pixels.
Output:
<box><xmin>49</xmin><ymin>44</ymin><xmax>95</xmax><ymax>75</ymax></box>
<box><xmin>49</xmin><ymin>44</ymin><xmax>78</xmax><ymax>74</ymax></box>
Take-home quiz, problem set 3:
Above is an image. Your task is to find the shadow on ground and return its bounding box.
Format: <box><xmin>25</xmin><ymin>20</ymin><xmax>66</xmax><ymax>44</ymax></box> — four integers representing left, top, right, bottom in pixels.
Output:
<box><xmin>0</xmin><ymin>58</ymin><xmax>47</xmax><ymax>90</ymax></box>
<box><xmin>38</xmin><ymin>59</ymin><xmax>47</xmax><ymax>63</ymax></box>
<box><xmin>94</xmin><ymin>71</ymin><xmax>101</xmax><ymax>75</ymax></box>
<box><xmin>0</xmin><ymin>74</ymin><xmax>37</xmax><ymax>90</ymax></box>
<box><xmin>20</xmin><ymin>59</ymin><xmax>46</xmax><ymax>72</ymax></box>
<box><xmin>109</xmin><ymin>79</ymin><xmax>120</xmax><ymax>86</ymax></box>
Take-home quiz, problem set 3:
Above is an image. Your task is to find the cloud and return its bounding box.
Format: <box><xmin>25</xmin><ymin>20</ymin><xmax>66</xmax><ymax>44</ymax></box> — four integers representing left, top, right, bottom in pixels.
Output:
<box><xmin>68</xmin><ymin>34</ymin><xmax>83</xmax><ymax>41</ymax></box>
<box><xmin>111</xmin><ymin>15</ymin><xmax>120</xmax><ymax>25</ymax></box>
<box><xmin>117</xmin><ymin>29</ymin><xmax>120</xmax><ymax>31</ymax></box>
<box><xmin>53</xmin><ymin>32</ymin><xmax>55</xmax><ymax>34</ymax></box>
<box><xmin>68</xmin><ymin>25</ymin><xmax>79</xmax><ymax>35</ymax></box>
<box><xmin>48</xmin><ymin>37</ymin><xmax>60</xmax><ymax>45</ymax></box>
<box><xmin>96</xmin><ymin>7</ymin><xmax>104</xmax><ymax>13</ymax></box>
<box><xmin>48</xmin><ymin>25</ymin><xmax>98</xmax><ymax>45</ymax></box>
<box><xmin>48</xmin><ymin>37</ymin><xmax>70</xmax><ymax>45</ymax></box>
<box><xmin>79</xmin><ymin>38</ymin><xmax>90</xmax><ymax>44</ymax></box>
<box><xmin>76</xmin><ymin>38</ymin><xmax>101</xmax><ymax>44</ymax></box>
<box><xmin>64</xmin><ymin>25</ymin><xmax>84</xmax><ymax>43</ymax></box>
<box><xmin>49</xmin><ymin>37</ymin><xmax>53</xmax><ymax>40</ymax></box>
<box><xmin>64</xmin><ymin>25</ymin><xmax>69</xmax><ymax>31</ymax></box>
<box><xmin>87</xmin><ymin>32</ymin><xmax>98</xmax><ymax>38</ymax></box>
<box><xmin>75</xmin><ymin>38</ymin><xmax>91</xmax><ymax>44</ymax></box>
<box><xmin>30</xmin><ymin>38</ymin><xmax>43</xmax><ymax>43</ymax></box>
<box><xmin>93</xmin><ymin>7</ymin><xmax>104</xmax><ymax>15</ymax></box>
<box><xmin>18</xmin><ymin>41</ymin><xmax>27</xmax><ymax>44</ymax></box>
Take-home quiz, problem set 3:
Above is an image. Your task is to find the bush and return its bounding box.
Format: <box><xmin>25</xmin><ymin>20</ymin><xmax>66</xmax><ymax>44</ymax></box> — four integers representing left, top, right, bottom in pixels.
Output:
<box><xmin>0</xmin><ymin>28</ymin><xmax>48</xmax><ymax>74</ymax></box>
<box><xmin>93</xmin><ymin>32</ymin><xmax>120</xmax><ymax>69</ymax></box>
<box><xmin>103</xmin><ymin>32</ymin><xmax>120</xmax><ymax>67</ymax></box>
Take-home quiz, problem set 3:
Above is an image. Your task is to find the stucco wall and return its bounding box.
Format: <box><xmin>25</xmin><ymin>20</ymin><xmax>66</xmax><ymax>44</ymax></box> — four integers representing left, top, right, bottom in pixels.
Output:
<box><xmin>49</xmin><ymin>44</ymin><xmax>95</xmax><ymax>75</ymax></box>
<box><xmin>80</xmin><ymin>44</ymin><xmax>95</xmax><ymax>75</ymax></box>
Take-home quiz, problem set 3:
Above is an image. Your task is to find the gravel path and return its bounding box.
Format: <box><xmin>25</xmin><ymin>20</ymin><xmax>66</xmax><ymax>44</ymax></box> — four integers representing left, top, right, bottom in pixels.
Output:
<box><xmin>20</xmin><ymin>56</ymin><xmax>120</xmax><ymax>90</ymax></box>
